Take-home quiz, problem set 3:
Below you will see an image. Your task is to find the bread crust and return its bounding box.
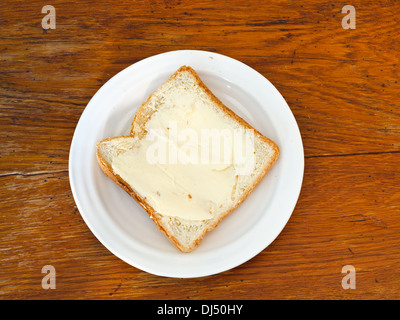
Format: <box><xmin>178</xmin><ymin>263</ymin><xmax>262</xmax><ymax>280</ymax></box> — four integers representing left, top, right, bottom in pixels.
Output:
<box><xmin>96</xmin><ymin>137</ymin><xmax>193</xmax><ymax>252</ymax></box>
<box><xmin>97</xmin><ymin>66</ymin><xmax>279</xmax><ymax>253</ymax></box>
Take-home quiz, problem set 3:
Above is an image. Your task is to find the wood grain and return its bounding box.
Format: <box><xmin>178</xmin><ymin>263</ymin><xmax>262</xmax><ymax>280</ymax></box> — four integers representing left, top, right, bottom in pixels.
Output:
<box><xmin>1</xmin><ymin>153</ymin><xmax>399</xmax><ymax>299</ymax></box>
<box><xmin>0</xmin><ymin>0</ymin><xmax>399</xmax><ymax>299</ymax></box>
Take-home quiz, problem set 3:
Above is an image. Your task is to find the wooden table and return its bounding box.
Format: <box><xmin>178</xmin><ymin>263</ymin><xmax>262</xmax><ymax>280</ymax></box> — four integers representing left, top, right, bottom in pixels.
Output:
<box><xmin>1</xmin><ymin>0</ymin><xmax>399</xmax><ymax>300</ymax></box>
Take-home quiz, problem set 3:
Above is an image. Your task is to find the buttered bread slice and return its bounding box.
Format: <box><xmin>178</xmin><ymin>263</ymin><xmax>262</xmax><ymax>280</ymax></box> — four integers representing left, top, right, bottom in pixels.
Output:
<box><xmin>96</xmin><ymin>66</ymin><xmax>279</xmax><ymax>252</ymax></box>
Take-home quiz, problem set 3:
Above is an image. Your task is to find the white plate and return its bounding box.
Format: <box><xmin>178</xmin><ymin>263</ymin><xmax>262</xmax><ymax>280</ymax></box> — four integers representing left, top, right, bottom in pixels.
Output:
<box><xmin>69</xmin><ymin>50</ymin><xmax>304</xmax><ymax>278</ymax></box>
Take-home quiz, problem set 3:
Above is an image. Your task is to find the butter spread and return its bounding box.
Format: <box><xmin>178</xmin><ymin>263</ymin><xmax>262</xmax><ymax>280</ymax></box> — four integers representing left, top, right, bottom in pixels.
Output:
<box><xmin>111</xmin><ymin>88</ymin><xmax>253</xmax><ymax>220</ymax></box>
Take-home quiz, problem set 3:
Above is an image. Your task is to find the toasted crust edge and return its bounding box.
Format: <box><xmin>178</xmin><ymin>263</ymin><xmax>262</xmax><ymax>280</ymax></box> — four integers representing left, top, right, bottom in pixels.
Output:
<box><xmin>96</xmin><ymin>137</ymin><xmax>193</xmax><ymax>252</ymax></box>
<box><xmin>130</xmin><ymin>66</ymin><xmax>280</xmax><ymax>155</ymax></box>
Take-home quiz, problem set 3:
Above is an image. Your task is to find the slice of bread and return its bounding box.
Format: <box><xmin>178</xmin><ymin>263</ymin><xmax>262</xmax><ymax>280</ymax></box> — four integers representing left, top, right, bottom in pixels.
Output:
<box><xmin>96</xmin><ymin>66</ymin><xmax>279</xmax><ymax>252</ymax></box>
